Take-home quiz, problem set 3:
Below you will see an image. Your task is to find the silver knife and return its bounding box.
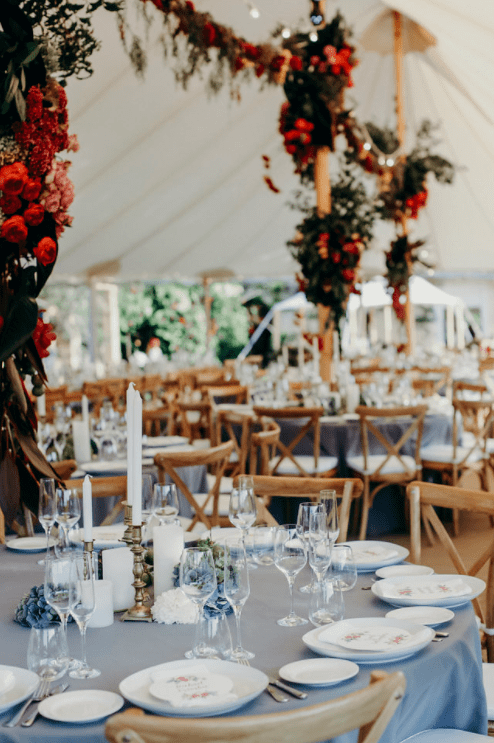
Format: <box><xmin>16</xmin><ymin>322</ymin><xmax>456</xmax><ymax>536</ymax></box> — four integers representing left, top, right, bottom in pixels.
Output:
<box><xmin>21</xmin><ymin>683</ymin><xmax>69</xmax><ymax>727</ymax></box>
<box><xmin>269</xmin><ymin>678</ymin><xmax>308</xmax><ymax>699</ymax></box>
<box><xmin>265</xmin><ymin>683</ymin><xmax>289</xmax><ymax>703</ymax></box>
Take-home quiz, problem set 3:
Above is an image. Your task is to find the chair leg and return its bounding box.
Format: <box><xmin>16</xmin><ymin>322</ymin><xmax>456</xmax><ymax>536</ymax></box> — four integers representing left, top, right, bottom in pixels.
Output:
<box><xmin>421</xmin><ymin>507</ymin><xmax>436</xmax><ymax>547</ymax></box>
<box><xmin>358</xmin><ymin>478</ymin><xmax>371</xmax><ymax>541</ymax></box>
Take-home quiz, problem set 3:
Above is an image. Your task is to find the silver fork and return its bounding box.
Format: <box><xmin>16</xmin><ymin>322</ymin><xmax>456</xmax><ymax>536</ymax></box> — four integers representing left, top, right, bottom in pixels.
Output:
<box><xmin>4</xmin><ymin>678</ymin><xmax>50</xmax><ymax>727</ymax></box>
<box><xmin>236</xmin><ymin>659</ymin><xmax>289</xmax><ymax>703</ymax></box>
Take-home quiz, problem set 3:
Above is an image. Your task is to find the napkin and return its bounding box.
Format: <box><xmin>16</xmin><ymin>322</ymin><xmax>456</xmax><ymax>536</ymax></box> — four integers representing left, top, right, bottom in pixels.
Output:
<box><xmin>350</xmin><ymin>545</ymin><xmax>398</xmax><ymax>564</ymax></box>
<box><xmin>149</xmin><ymin>665</ymin><xmax>237</xmax><ymax>708</ymax></box>
<box><xmin>151</xmin><ymin>588</ymin><xmax>197</xmax><ymax>624</ymax></box>
<box><xmin>381</xmin><ymin>578</ymin><xmax>472</xmax><ymax>600</ymax></box>
<box><xmin>326</xmin><ymin>625</ymin><xmax>414</xmax><ymax>652</ymax></box>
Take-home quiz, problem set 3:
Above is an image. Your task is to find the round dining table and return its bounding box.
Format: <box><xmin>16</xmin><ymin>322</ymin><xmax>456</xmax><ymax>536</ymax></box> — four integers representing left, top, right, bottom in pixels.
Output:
<box><xmin>0</xmin><ymin>544</ymin><xmax>487</xmax><ymax>743</ymax></box>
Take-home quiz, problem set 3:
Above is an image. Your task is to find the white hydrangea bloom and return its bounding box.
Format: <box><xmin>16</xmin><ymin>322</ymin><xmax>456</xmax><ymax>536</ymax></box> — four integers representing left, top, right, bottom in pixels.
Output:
<box><xmin>151</xmin><ymin>588</ymin><xmax>197</xmax><ymax>624</ymax></box>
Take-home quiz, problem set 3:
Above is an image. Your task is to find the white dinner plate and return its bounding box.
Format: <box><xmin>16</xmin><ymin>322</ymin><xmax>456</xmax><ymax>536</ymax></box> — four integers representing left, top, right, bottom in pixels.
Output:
<box><xmin>39</xmin><ymin>690</ymin><xmax>124</xmax><ymax>723</ymax></box>
<box><xmin>79</xmin><ymin>459</ymin><xmax>154</xmax><ymax>475</ymax></box>
<box><xmin>372</xmin><ymin>574</ymin><xmax>486</xmax><ymax>608</ymax></box>
<box><xmin>385</xmin><ymin>607</ymin><xmax>455</xmax><ymax>626</ymax></box>
<box><xmin>279</xmin><ymin>659</ymin><xmax>359</xmax><ymax>687</ymax></box>
<box><xmin>0</xmin><ymin>666</ymin><xmax>39</xmax><ymax>714</ymax></box>
<box><xmin>144</xmin><ymin>436</ymin><xmax>189</xmax><ymax>448</ymax></box>
<box><xmin>302</xmin><ymin>618</ymin><xmax>434</xmax><ymax>663</ymax></box>
<box><xmin>119</xmin><ymin>659</ymin><xmax>268</xmax><ymax>717</ymax></box>
<box><xmin>70</xmin><ymin>525</ymin><xmax>126</xmax><ymax>549</ymax></box>
<box><xmin>341</xmin><ymin>541</ymin><xmax>409</xmax><ymax>572</ymax></box>
<box><xmin>5</xmin><ymin>537</ymin><xmax>57</xmax><ymax>553</ymax></box>
<box><xmin>375</xmin><ymin>565</ymin><xmax>434</xmax><ymax>579</ymax></box>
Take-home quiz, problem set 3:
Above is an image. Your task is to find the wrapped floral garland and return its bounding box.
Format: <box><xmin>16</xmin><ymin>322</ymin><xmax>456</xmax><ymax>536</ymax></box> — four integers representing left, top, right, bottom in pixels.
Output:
<box><xmin>385</xmin><ymin>235</ymin><xmax>426</xmax><ymax>321</ymax></box>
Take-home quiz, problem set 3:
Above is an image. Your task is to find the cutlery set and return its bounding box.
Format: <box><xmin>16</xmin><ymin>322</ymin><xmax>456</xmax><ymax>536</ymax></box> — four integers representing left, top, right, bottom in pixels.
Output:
<box><xmin>4</xmin><ymin>681</ymin><xmax>69</xmax><ymax>727</ymax></box>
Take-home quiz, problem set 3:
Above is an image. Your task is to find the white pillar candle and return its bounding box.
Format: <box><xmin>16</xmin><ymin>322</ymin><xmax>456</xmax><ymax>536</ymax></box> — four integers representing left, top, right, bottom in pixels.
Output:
<box><xmin>102</xmin><ymin>547</ymin><xmax>135</xmax><ymax>612</ymax></box>
<box><xmin>126</xmin><ymin>383</ymin><xmax>135</xmax><ymax>507</ymax></box>
<box><xmin>153</xmin><ymin>523</ymin><xmax>184</xmax><ymax>597</ymax></box>
<box><xmin>82</xmin><ymin>475</ymin><xmax>93</xmax><ymax>543</ymax></box>
<box><xmin>37</xmin><ymin>393</ymin><xmax>46</xmax><ymax>418</ymax></box>
<box><xmin>82</xmin><ymin>394</ymin><xmax>89</xmax><ymax>424</ymax></box>
<box><xmin>87</xmin><ymin>580</ymin><xmax>114</xmax><ymax>628</ymax></box>
<box><xmin>132</xmin><ymin>391</ymin><xmax>143</xmax><ymax>526</ymax></box>
<box><xmin>72</xmin><ymin>420</ymin><xmax>91</xmax><ymax>463</ymax></box>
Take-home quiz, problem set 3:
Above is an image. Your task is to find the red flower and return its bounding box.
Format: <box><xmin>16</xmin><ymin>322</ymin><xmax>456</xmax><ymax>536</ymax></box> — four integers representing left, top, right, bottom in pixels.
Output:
<box><xmin>0</xmin><ymin>162</ymin><xmax>28</xmax><ymax>195</ymax></box>
<box><xmin>255</xmin><ymin>63</ymin><xmax>265</xmax><ymax>78</ymax></box>
<box><xmin>0</xmin><ymin>194</ymin><xmax>22</xmax><ymax>214</ymax></box>
<box><xmin>331</xmin><ymin>252</ymin><xmax>341</xmax><ymax>264</ymax></box>
<box><xmin>310</xmin><ymin>56</ymin><xmax>320</xmax><ymax>66</ymax></box>
<box><xmin>33</xmin><ymin>317</ymin><xmax>56</xmax><ymax>358</ymax></box>
<box><xmin>0</xmin><ymin>214</ymin><xmax>28</xmax><ymax>243</ymax></box>
<box><xmin>270</xmin><ymin>55</ymin><xmax>285</xmax><ymax>72</ymax></box>
<box><xmin>185</xmin><ymin>1</ymin><xmax>195</xmax><ymax>10</ymax></box>
<box><xmin>299</xmin><ymin>133</ymin><xmax>312</xmax><ymax>145</ymax></box>
<box><xmin>22</xmin><ymin>178</ymin><xmax>42</xmax><ymax>201</ymax></box>
<box><xmin>289</xmin><ymin>56</ymin><xmax>303</xmax><ymax>71</ymax></box>
<box><xmin>317</xmin><ymin>62</ymin><xmax>328</xmax><ymax>74</ymax></box>
<box><xmin>285</xmin><ymin>130</ymin><xmax>300</xmax><ymax>142</ymax></box>
<box><xmin>294</xmin><ymin>118</ymin><xmax>314</xmax><ymax>132</ymax></box>
<box><xmin>33</xmin><ymin>236</ymin><xmax>57</xmax><ymax>265</ymax></box>
<box><xmin>203</xmin><ymin>22</ymin><xmax>216</xmax><ymax>46</ymax></box>
<box><xmin>323</xmin><ymin>45</ymin><xmax>337</xmax><ymax>63</ymax></box>
<box><xmin>24</xmin><ymin>204</ymin><xmax>45</xmax><ymax>226</ymax></box>
<box><xmin>234</xmin><ymin>57</ymin><xmax>245</xmax><ymax>71</ymax></box>
<box><xmin>342</xmin><ymin>268</ymin><xmax>355</xmax><ymax>282</ymax></box>
<box><xmin>343</xmin><ymin>242</ymin><xmax>359</xmax><ymax>255</ymax></box>
<box><xmin>286</xmin><ymin>144</ymin><xmax>297</xmax><ymax>155</ymax></box>
<box><xmin>319</xmin><ymin>233</ymin><xmax>330</xmax><ymax>242</ymax></box>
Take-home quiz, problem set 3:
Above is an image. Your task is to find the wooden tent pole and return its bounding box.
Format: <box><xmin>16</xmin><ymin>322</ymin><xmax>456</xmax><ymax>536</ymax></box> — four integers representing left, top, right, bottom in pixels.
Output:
<box><xmin>393</xmin><ymin>10</ymin><xmax>415</xmax><ymax>356</ymax></box>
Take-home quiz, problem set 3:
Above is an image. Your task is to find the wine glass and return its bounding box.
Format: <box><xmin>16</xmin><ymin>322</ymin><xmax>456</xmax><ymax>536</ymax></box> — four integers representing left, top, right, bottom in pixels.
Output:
<box><xmin>179</xmin><ymin>548</ymin><xmax>217</xmax><ymax>658</ymax></box>
<box><xmin>229</xmin><ymin>485</ymin><xmax>257</xmax><ymax>564</ymax></box>
<box><xmin>296</xmin><ymin>502</ymin><xmax>324</xmax><ymax>593</ymax></box>
<box><xmin>27</xmin><ymin>625</ymin><xmax>69</xmax><ymax>681</ymax></box>
<box><xmin>274</xmin><ymin>524</ymin><xmax>308</xmax><ymax>627</ymax></box>
<box><xmin>54</xmin><ymin>488</ymin><xmax>80</xmax><ymax>557</ymax></box>
<box><xmin>44</xmin><ymin>556</ymin><xmax>80</xmax><ymax>669</ymax></box>
<box><xmin>37</xmin><ymin>479</ymin><xmax>57</xmax><ymax>566</ymax></box>
<box><xmin>68</xmin><ymin>553</ymin><xmax>100</xmax><ymax>679</ymax></box>
<box><xmin>153</xmin><ymin>483</ymin><xmax>179</xmax><ymax>525</ymax></box>
<box><xmin>222</xmin><ymin>538</ymin><xmax>254</xmax><ymax>660</ymax></box>
<box><xmin>307</xmin><ymin>511</ymin><xmax>333</xmax><ymax>585</ymax></box>
<box><xmin>330</xmin><ymin>544</ymin><xmax>357</xmax><ymax>591</ymax></box>
<box><xmin>318</xmin><ymin>489</ymin><xmax>339</xmax><ymax>545</ymax></box>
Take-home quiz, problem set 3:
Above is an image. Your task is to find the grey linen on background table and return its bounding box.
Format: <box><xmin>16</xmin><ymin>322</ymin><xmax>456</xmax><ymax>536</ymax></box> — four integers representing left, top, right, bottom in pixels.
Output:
<box><xmin>0</xmin><ymin>546</ymin><xmax>487</xmax><ymax>743</ymax></box>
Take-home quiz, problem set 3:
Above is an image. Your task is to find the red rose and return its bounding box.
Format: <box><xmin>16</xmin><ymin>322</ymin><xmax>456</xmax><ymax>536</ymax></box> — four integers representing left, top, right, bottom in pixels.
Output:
<box><xmin>310</xmin><ymin>56</ymin><xmax>320</xmax><ymax>66</ymax></box>
<box><xmin>299</xmin><ymin>133</ymin><xmax>312</xmax><ymax>145</ymax></box>
<box><xmin>24</xmin><ymin>204</ymin><xmax>45</xmax><ymax>227</ymax></box>
<box><xmin>289</xmin><ymin>56</ymin><xmax>303</xmax><ymax>71</ymax></box>
<box><xmin>185</xmin><ymin>1</ymin><xmax>195</xmax><ymax>10</ymax></box>
<box><xmin>331</xmin><ymin>252</ymin><xmax>341</xmax><ymax>264</ymax></box>
<box><xmin>319</xmin><ymin>233</ymin><xmax>330</xmax><ymax>242</ymax></box>
<box><xmin>286</xmin><ymin>144</ymin><xmax>297</xmax><ymax>155</ymax></box>
<box><xmin>270</xmin><ymin>55</ymin><xmax>285</xmax><ymax>72</ymax></box>
<box><xmin>342</xmin><ymin>268</ymin><xmax>355</xmax><ymax>282</ymax></box>
<box><xmin>0</xmin><ymin>214</ymin><xmax>28</xmax><ymax>243</ymax></box>
<box><xmin>294</xmin><ymin>118</ymin><xmax>314</xmax><ymax>132</ymax></box>
<box><xmin>317</xmin><ymin>62</ymin><xmax>328</xmax><ymax>74</ymax></box>
<box><xmin>33</xmin><ymin>317</ymin><xmax>56</xmax><ymax>358</ymax></box>
<box><xmin>33</xmin><ymin>236</ymin><xmax>57</xmax><ymax>265</ymax></box>
<box><xmin>343</xmin><ymin>242</ymin><xmax>359</xmax><ymax>255</ymax></box>
<box><xmin>284</xmin><ymin>130</ymin><xmax>300</xmax><ymax>142</ymax></box>
<box><xmin>0</xmin><ymin>162</ymin><xmax>28</xmax><ymax>195</ymax></box>
<box><xmin>22</xmin><ymin>178</ymin><xmax>42</xmax><ymax>201</ymax></box>
<box><xmin>0</xmin><ymin>194</ymin><xmax>22</xmax><ymax>214</ymax></box>
<box><xmin>234</xmin><ymin>56</ymin><xmax>245</xmax><ymax>71</ymax></box>
<box><xmin>255</xmin><ymin>63</ymin><xmax>265</xmax><ymax>78</ymax></box>
<box><xmin>203</xmin><ymin>22</ymin><xmax>216</xmax><ymax>45</ymax></box>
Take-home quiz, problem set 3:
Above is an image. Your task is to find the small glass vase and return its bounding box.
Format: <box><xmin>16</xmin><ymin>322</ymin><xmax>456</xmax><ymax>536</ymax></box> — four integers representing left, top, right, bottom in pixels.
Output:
<box><xmin>185</xmin><ymin>608</ymin><xmax>232</xmax><ymax>659</ymax></box>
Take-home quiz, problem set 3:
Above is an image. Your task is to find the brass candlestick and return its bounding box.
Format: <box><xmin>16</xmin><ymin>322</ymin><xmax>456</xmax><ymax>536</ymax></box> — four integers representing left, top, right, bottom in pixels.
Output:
<box><xmin>120</xmin><ymin>501</ymin><xmax>134</xmax><ymax>547</ymax></box>
<box><xmin>83</xmin><ymin>540</ymin><xmax>94</xmax><ymax>555</ymax></box>
<box><xmin>122</xmin><ymin>524</ymin><xmax>152</xmax><ymax>622</ymax></box>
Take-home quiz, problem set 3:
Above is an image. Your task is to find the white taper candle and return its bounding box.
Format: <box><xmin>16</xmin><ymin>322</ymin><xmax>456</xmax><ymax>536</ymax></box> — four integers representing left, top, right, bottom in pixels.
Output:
<box><xmin>82</xmin><ymin>474</ymin><xmax>93</xmax><ymax>543</ymax></box>
<box><xmin>132</xmin><ymin>390</ymin><xmax>143</xmax><ymax>526</ymax></box>
<box><xmin>126</xmin><ymin>383</ymin><xmax>135</xmax><ymax>507</ymax></box>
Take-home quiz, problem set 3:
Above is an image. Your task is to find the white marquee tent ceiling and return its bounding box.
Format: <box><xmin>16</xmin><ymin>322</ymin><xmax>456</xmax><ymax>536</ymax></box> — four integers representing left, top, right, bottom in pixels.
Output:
<box><xmin>53</xmin><ymin>0</ymin><xmax>494</xmax><ymax>283</ymax></box>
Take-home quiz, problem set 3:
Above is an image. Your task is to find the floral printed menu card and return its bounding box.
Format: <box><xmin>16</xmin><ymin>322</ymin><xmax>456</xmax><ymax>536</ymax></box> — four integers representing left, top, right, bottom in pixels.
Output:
<box><xmin>149</xmin><ymin>665</ymin><xmax>237</xmax><ymax>708</ymax></box>
<box><xmin>350</xmin><ymin>545</ymin><xmax>398</xmax><ymax>564</ymax></box>
<box><xmin>381</xmin><ymin>578</ymin><xmax>472</xmax><ymax>600</ymax></box>
<box><xmin>332</xmin><ymin>625</ymin><xmax>414</xmax><ymax>651</ymax></box>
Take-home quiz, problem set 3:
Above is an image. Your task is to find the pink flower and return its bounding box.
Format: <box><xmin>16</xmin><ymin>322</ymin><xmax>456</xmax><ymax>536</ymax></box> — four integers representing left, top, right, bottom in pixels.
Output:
<box><xmin>43</xmin><ymin>191</ymin><xmax>61</xmax><ymax>213</ymax></box>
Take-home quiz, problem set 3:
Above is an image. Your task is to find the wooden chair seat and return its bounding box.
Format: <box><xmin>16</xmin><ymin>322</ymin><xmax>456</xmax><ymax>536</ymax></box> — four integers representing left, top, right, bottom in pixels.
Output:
<box><xmin>65</xmin><ymin>475</ymin><xmax>127</xmax><ymax>525</ymax></box>
<box><xmin>105</xmin><ymin>670</ymin><xmax>406</xmax><ymax>743</ymax></box>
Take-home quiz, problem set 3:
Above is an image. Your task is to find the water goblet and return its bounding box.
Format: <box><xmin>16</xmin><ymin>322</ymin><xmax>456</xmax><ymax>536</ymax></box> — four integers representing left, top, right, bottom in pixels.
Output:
<box><xmin>54</xmin><ymin>488</ymin><xmax>80</xmax><ymax>558</ymax></box>
<box><xmin>318</xmin><ymin>489</ymin><xmax>339</xmax><ymax>545</ymax></box>
<box><xmin>153</xmin><ymin>483</ymin><xmax>179</xmax><ymax>525</ymax></box>
<box><xmin>273</xmin><ymin>524</ymin><xmax>308</xmax><ymax>627</ymax></box>
<box><xmin>330</xmin><ymin>544</ymin><xmax>357</xmax><ymax>591</ymax></box>
<box><xmin>252</xmin><ymin>526</ymin><xmax>276</xmax><ymax>565</ymax></box>
<box><xmin>37</xmin><ymin>478</ymin><xmax>57</xmax><ymax>566</ymax></box>
<box><xmin>179</xmin><ymin>548</ymin><xmax>217</xmax><ymax>659</ymax></box>
<box><xmin>309</xmin><ymin>579</ymin><xmax>345</xmax><ymax>626</ymax></box>
<box><xmin>68</xmin><ymin>553</ymin><xmax>100</xmax><ymax>679</ymax></box>
<box><xmin>27</xmin><ymin>625</ymin><xmax>69</xmax><ymax>681</ymax></box>
<box><xmin>222</xmin><ymin>538</ymin><xmax>254</xmax><ymax>660</ymax></box>
<box><xmin>44</xmin><ymin>556</ymin><xmax>80</xmax><ymax>670</ymax></box>
<box><xmin>296</xmin><ymin>501</ymin><xmax>324</xmax><ymax>593</ymax></box>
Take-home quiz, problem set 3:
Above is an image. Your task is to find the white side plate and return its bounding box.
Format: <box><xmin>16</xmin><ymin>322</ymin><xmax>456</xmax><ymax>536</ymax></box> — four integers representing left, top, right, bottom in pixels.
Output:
<box><xmin>385</xmin><ymin>607</ymin><xmax>455</xmax><ymax>626</ymax></box>
<box><xmin>341</xmin><ymin>541</ymin><xmax>409</xmax><ymax>572</ymax></box>
<box><xmin>5</xmin><ymin>537</ymin><xmax>57</xmax><ymax>553</ymax></box>
<box><xmin>0</xmin><ymin>666</ymin><xmax>39</xmax><ymax>714</ymax></box>
<box><xmin>376</xmin><ymin>565</ymin><xmax>434</xmax><ymax>579</ymax></box>
<box><xmin>279</xmin><ymin>659</ymin><xmax>359</xmax><ymax>687</ymax></box>
<box><xmin>39</xmin><ymin>690</ymin><xmax>124</xmax><ymax>723</ymax></box>
<box><xmin>372</xmin><ymin>574</ymin><xmax>486</xmax><ymax>608</ymax></box>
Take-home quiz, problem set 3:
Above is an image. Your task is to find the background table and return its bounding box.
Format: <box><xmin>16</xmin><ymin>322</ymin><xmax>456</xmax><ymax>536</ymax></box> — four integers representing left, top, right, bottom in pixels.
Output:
<box><xmin>0</xmin><ymin>546</ymin><xmax>486</xmax><ymax>743</ymax></box>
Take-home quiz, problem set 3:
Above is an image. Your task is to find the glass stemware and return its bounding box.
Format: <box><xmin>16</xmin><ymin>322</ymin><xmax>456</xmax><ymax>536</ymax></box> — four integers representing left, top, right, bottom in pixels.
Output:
<box><xmin>37</xmin><ymin>478</ymin><xmax>57</xmax><ymax>566</ymax></box>
<box><xmin>153</xmin><ymin>483</ymin><xmax>179</xmax><ymax>525</ymax></box>
<box><xmin>330</xmin><ymin>544</ymin><xmax>357</xmax><ymax>591</ymax></box>
<box><xmin>27</xmin><ymin>625</ymin><xmax>69</xmax><ymax>681</ymax></box>
<box><xmin>44</xmin><ymin>557</ymin><xmax>80</xmax><ymax>670</ymax></box>
<box><xmin>318</xmin><ymin>489</ymin><xmax>340</xmax><ymax>546</ymax></box>
<box><xmin>274</xmin><ymin>524</ymin><xmax>308</xmax><ymax>627</ymax></box>
<box><xmin>222</xmin><ymin>539</ymin><xmax>254</xmax><ymax>660</ymax></box>
<box><xmin>179</xmin><ymin>548</ymin><xmax>217</xmax><ymax>659</ymax></box>
<box><xmin>228</xmin><ymin>484</ymin><xmax>257</xmax><ymax>567</ymax></box>
<box><xmin>54</xmin><ymin>488</ymin><xmax>80</xmax><ymax>557</ymax></box>
<box><xmin>296</xmin><ymin>502</ymin><xmax>324</xmax><ymax>593</ymax></box>
<box><xmin>68</xmin><ymin>553</ymin><xmax>100</xmax><ymax>679</ymax></box>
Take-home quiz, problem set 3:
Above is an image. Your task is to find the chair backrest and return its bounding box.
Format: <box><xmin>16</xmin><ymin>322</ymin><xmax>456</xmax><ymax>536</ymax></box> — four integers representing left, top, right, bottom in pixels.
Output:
<box><xmin>407</xmin><ymin>480</ymin><xmax>494</xmax><ymax>659</ymax></box>
<box><xmin>66</xmin><ymin>475</ymin><xmax>127</xmax><ymax>525</ymax></box>
<box><xmin>207</xmin><ymin>384</ymin><xmax>249</xmax><ymax>405</ymax></box>
<box><xmin>215</xmin><ymin>408</ymin><xmax>256</xmax><ymax>474</ymax></box>
<box><xmin>252</xmin><ymin>406</ymin><xmax>324</xmax><ymax>476</ymax></box>
<box><xmin>176</xmin><ymin>399</ymin><xmax>213</xmax><ymax>444</ymax></box>
<box><xmin>355</xmin><ymin>404</ymin><xmax>428</xmax><ymax>478</ymax></box>
<box><xmin>411</xmin><ymin>366</ymin><xmax>451</xmax><ymax>397</ymax></box>
<box><xmin>105</xmin><ymin>670</ymin><xmax>406</xmax><ymax>743</ymax></box>
<box><xmin>452</xmin><ymin>380</ymin><xmax>489</xmax><ymax>399</ymax></box>
<box><xmin>452</xmin><ymin>398</ymin><xmax>494</xmax><ymax>467</ymax></box>
<box><xmin>154</xmin><ymin>442</ymin><xmax>234</xmax><ymax>530</ymax></box>
<box><xmin>42</xmin><ymin>385</ymin><xmax>68</xmax><ymax>422</ymax></box>
<box><xmin>249</xmin><ymin>420</ymin><xmax>281</xmax><ymax>476</ymax></box>
<box><xmin>251</xmin><ymin>475</ymin><xmax>363</xmax><ymax>542</ymax></box>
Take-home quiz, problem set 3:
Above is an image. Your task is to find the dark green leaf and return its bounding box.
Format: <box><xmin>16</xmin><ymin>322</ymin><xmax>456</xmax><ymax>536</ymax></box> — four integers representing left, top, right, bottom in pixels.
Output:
<box><xmin>0</xmin><ymin>295</ymin><xmax>38</xmax><ymax>363</ymax></box>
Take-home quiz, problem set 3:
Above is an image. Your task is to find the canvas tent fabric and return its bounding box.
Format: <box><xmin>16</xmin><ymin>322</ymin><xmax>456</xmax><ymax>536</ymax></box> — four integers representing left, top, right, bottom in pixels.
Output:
<box><xmin>53</xmin><ymin>0</ymin><xmax>494</xmax><ymax>283</ymax></box>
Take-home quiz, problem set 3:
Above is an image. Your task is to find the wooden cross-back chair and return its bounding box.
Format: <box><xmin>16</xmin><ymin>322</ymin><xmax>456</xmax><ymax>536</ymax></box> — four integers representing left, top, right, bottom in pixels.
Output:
<box><xmin>452</xmin><ymin>380</ymin><xmax>489</xmax><ymax>399</ymax></box>
<box><xmin>407</xmin><ymin>480</ymin><xmax>494</xmax><ymax>662</ymax></box>
<box><xmin>176</xmin><ymin>399</ymin><xmax>214</xmax><ymax>446</ymax></box>
<box><xmin>411</xmin><ymin>366</ymin><xmax>451</xmax><ymax>397</ymax></box>
<box><xmin>105</xmin><ymin>670</ymin><xmax>406</xmax><ymax>743</ymax></box>
<box><xmin>251</xmin><ymin>475</ymin><xmax>364</xmax><ymax>542</ymax></box>
<box><xmin>214</xmin><ymin>408</ymin><xmax>257</xmax><ymax>476</ymax></box>
<box><xmin>42</xmin><ymin>385</ymin><xmax>68</xmax><ymax>422</ymax></box>
<box><xmin>347</xmin><ymin>404</ymin><xmax>428</xmax><ymax>540</ymax></box>
<box><xmin>135</xmin><ymin>374</ymin><xmax>165</xmax><ymax>405</ymax></box>
<box><xmin>66</xmin><ymin>475</ymin><xmax>128</xmax><ymax>525</ymax></box>
<box><xmin>206</xmin><ymin>384</ymin><xmax>249</xmax><ymax>406</ymax></box>
<box><xmin>249</xmin><ymin>420</ymin><xmax>281</xmax><ymax>476</ymax></box>
<box><xmin>154</xmin><ymin>441</ymin><xmax>234</xmax><ymax>530</ymax></box>
<box><xmin>252</xmin><ymin>405</ymin><xmax>338</xmax><ymax>478</ymax></box>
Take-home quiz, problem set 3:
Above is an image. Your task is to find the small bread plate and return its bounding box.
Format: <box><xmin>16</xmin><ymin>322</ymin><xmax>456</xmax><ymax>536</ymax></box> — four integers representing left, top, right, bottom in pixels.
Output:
<box><xmin>39</xmin><ymin>690</ymin><xmax>124</xmax><ymax>723</ymax></box>
<box><xmin>5</xmin><ymin>537</ymin><xmax>57</xmax><ymax>553</ymax></box>
<box><xmin>279</xmin><ymin>659</ymin><xmax>359</xmax><ymax>687</ymax></box>
<box><xmin>119</xmin><ymin>659</ymin><xmax>268</xmax><ymax>717</ymax></box>
<box><xmin>385</xmin><ymin>606</ymin><xmax>455</xmax><ymax>626</ymax></box>
<box><xmin>341</xmin><ymin>541</ymin><xmax>409</xmax><ymax>572</ymax></box>
<box><xmin>302</xmin><ymin>618</ymin><xmax>434</xmax><ymax>664</ymax></box>
<box><xmin>143</xmin><ymin>435</ymin><xmax>189</xmax><ymax>448</ymax></box>
<box><xmin>0</xmin><ymin>666</ymin><xmax>39</xmax><ymax>714</ymax></box>
<box><xmin>372</xmin><ymin>574</ymin><xmax>486</xmax><ymax>608</ymax></box>
<box><xmin>70</xmin><ymin>525</ymin><xmax>125</xmax><ymax>550</ymax></box>
<box><xmin>375</xmin><ymin>565</ymin><xmax>434</xmax><ymax>579</ymax></box>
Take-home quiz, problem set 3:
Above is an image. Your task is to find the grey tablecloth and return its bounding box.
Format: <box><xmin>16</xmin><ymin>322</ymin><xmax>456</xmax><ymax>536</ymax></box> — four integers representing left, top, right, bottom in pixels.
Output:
<box><xmin>0</xmin><ymin>548</ymin><xmax>487</xmax><ymax>743</ymax></box>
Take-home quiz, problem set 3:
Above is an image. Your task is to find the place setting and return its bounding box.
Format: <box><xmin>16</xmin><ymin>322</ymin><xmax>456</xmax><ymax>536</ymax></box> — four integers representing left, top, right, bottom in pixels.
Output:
<box><xmin>371</xmin><ymin>574</ymin><xmax>486</xmax><ymax>608</ymax></box>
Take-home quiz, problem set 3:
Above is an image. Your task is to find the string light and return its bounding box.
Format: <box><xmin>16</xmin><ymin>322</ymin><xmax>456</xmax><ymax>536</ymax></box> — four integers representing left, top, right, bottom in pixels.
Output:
<box><xmin>386</xmin><ymin>158</ymin><xmax>395</xmax><ymax>166</ymax></box>
<box><xmin>281</xmin><ymin>27</ymin><xmax>291</xmax><ymax>39</ymax></box>
<box><xmin>249</xmin><ymin>5</ymin><xmax>260</xmax><ymax>18</ymax></box>
<box><xmin>363</xmin><ymin>142</ymin><xmax>371</xmax><ymax>151</ymax></box>
<box><xmin>309</xmin><ymin>31</ymin><xmax>318</xmax><ymax>42</ymax></box>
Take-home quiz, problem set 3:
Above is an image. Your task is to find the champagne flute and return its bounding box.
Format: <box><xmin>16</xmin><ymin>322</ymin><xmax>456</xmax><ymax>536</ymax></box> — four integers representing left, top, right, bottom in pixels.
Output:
<box><xmin>318</xmin><ymin>489</ymin><xmax>339</xmax><ymax>545</ymax></box>
<box><xmin>223</xmin><ymin>538</ymin><xmax>254</xmax><ymax>660</ymax></box>
<box><xmin>68</xmin><ymin>553</ymin><xmax>100</xmax><ymax>679</ymax></box>
<box><xmin>229</xmin><ymin>486</ymin><xmax>257</xmax><ymax>565</ymax></box>
<box><xmin>37</xmin><ymin>478</ymin><xmax>57</xmax><ymax>565</ymax></box>
<box><xmin>330</xmin><ymin>544</ymin><xmax>357</xmax><ymax>591</ymax></box>
<box><xmin>274</xmin><ymin>524</ymin><xmax>308</xmax><ymax>627</ymax></box>
<box><xmin>55</xmin><ymin>488</ymin><xmax>80</xmax><ymax>557</ymax></box>
<box><xmin>153</xmin><ymin>483</ymin><xmax>179</xmax><ymax>525</ymax></box>
<box><xmin>296</xmin><ymin>502</ymin><xmax>324</xmax><ymax>593</ymax></box>
<box><xmin>44</xmin><ymin>556</ymin><xmax>80</xmax><ymax>669</ymax></box>
<box><xmin>179</xmin><ymin>548</ymin><xmax>217</xmax><ymax>658</ymax></box>
<box><xmin>307</xmin><ymin>511</ymin><xmax>333</xmax><ymax>585</ymax></box>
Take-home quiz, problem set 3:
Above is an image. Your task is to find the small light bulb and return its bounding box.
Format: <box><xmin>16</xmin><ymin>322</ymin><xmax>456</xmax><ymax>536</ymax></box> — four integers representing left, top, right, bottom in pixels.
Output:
<box><xmin>378</xmin><ymin>156</ymin><xmax>385</xmax><ymax>165</ymax></box>
<box><xmin>281</xmin><ymin>27</ymin><xmax>291</xmax><ymax>39</ymax></box>
<box><xmin>386</xmin><ymin>158</ymin><xmax>394</xmax><ymax>166</ymax></box>
<box><xmin>363</xmin><ymin>142</ymin><xmax>371</xmax><ymax>151</ymax></box>
<box><xmin>249</xmin><ymin>6</ymin><xmax>260</xmax><ymax>18</ymax></box>
<box><xmin>309</xmin><ymin>31</ymin><xmax>318</xmax><ymax>42</ymax></box>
